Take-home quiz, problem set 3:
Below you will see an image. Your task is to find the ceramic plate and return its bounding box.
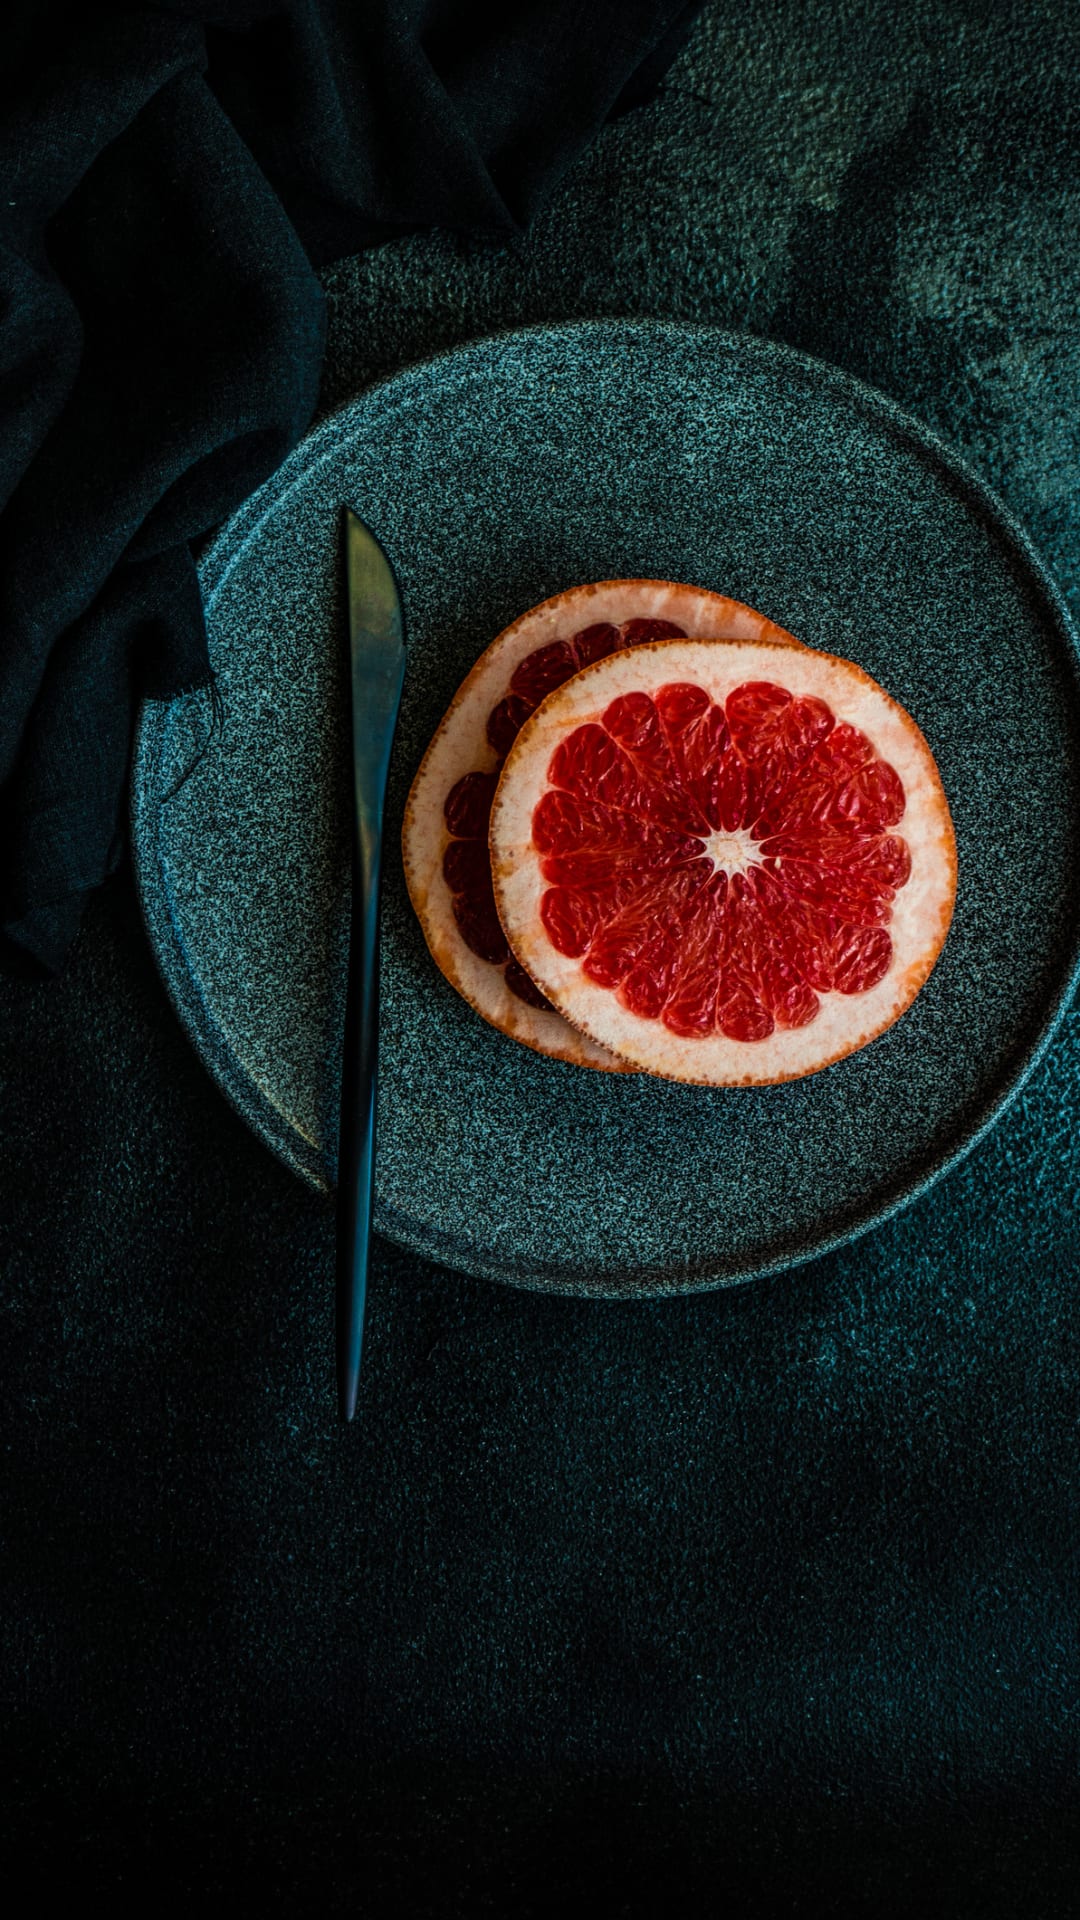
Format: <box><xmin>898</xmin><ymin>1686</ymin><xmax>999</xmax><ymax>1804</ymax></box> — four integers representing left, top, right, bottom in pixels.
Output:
<box><xmin>131</xmin><ymin>321</ymin><xmax>1080</xmax><ymax>1296</ymax></box>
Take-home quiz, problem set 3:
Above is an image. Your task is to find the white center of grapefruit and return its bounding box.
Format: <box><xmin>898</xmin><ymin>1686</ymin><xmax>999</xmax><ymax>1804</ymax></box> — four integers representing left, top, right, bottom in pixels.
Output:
<box><xmin>702</xmin><ymin>829</ymin><xmax>761</xmax><ymax>877</ymax></box>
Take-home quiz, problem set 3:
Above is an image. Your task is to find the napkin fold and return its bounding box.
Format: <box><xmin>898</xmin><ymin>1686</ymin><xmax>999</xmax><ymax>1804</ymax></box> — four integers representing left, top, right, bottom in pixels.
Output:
<box><xmin>0</xmin><ymin>0</ymin><xmax>700</xmax><ymax>970</ymax></box>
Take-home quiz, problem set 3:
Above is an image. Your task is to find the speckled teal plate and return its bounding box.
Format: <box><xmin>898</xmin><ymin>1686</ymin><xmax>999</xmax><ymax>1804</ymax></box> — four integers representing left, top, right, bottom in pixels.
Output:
<box><xmin>131</xmin><ymin>321</ymin><xmax>1080</xmax><ymax>1297</ymax></box>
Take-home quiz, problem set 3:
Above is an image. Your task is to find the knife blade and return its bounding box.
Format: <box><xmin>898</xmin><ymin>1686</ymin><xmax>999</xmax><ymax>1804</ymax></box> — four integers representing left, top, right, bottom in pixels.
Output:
<box><xmin>337</xmin><ymin>507</ymin><xmax>407</xmax><ymax>1421</ymax></box>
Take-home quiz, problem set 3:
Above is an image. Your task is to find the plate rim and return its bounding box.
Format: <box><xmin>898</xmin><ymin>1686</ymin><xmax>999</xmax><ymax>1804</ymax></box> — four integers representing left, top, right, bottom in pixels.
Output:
<box><xmin>131</xmin><ymin>316</ymin><xmax>1080</xmax><ymax>1297</ymax></box>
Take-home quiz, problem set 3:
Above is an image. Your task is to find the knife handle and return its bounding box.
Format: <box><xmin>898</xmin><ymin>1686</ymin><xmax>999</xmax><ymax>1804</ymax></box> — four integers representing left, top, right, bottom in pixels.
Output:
<box><xmin>335</xmin><ymin>812</ymin><xmax>382</xmax><ymax>1422</ymax></box>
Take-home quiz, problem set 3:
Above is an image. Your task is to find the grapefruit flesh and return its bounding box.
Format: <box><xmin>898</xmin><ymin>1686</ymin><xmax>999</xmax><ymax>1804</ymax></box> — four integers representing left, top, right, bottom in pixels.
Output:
<box><xmin>490</xmin><ymin>640</ymin><xmax>956</xmax><ymax>1085</ymax></box>
<box><xmin>402</xmin><ymin>582</ymin><xmax>804</xmax><ymax>1069</ymax></box>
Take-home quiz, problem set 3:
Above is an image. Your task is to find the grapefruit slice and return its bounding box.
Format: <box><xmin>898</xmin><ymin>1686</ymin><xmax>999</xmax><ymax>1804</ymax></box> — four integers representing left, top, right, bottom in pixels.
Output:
<box><xmin>403</xmin><ymin>581</ymin><xmax>804</xmax><ymax>1069</ymax></box>
<box><xmin>490</xmin><ymin>640</ymin><xmax>956</xmax><ymax>1084</ymax></box>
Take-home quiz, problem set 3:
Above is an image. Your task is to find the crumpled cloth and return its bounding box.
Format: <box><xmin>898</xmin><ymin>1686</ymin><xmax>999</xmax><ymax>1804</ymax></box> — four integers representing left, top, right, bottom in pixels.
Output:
<box><xmin>0</xmin><ymin>0</ymin><xmax>699</xmax><ymax>969</ymax></box>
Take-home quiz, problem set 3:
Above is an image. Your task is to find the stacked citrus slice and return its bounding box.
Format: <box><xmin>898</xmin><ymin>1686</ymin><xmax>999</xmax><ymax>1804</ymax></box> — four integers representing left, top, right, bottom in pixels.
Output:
<box><xmin>403</xmin><ymin>581</ymin><xmax>956</xmax><ymax>1084</ymax></box>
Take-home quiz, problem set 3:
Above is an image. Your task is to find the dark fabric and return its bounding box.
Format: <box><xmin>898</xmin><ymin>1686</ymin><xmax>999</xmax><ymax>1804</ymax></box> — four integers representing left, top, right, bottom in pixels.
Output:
<box><xmin>0</xmin><ymin>0</ymin><xmax>699</xmax><ymax>971</ymax></box>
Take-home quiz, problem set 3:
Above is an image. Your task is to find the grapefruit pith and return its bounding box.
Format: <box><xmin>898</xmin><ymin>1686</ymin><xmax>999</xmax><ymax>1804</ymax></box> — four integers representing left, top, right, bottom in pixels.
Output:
<box><xmin>402</xmin><ymin>581</ymin><xmax>804</xmax><ymax>1069</ymax></box>
<box><xmin>490</xmin><ymin>640</ymin><xmax>956</xmax><ymax>1085</ymax></box>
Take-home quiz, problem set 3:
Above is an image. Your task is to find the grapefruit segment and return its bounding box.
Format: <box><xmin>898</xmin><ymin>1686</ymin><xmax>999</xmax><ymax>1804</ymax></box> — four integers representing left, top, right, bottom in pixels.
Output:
<box><xmin>402</xmin><ymin>581</ymin><xmax>806</xmax><ymax>1069</ymax></box>
<box><xmin>490</xmin><ymin>640</ymin><xmax>956</xmax><ymax>1085</ymax></box>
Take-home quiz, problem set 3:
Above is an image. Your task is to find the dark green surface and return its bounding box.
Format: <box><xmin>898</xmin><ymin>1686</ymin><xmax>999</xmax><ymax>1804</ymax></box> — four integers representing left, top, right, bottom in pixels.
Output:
<box><xmin>133</xmin><ymin>322</ymin><xmax>1080</xmax><ymax>1292</ymax></box>
<box><xmin>3</xmin><ymin>2</ymin><xmax>1079</xmax><ymax>1909</ymax></box>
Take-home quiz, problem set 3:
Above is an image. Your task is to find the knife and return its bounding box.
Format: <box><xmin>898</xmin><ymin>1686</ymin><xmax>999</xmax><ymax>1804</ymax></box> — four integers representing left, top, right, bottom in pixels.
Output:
<box><xmin>336</xmin><ymin>507</ymin><xmax>407</xmax><ymax>1422</ymax></box>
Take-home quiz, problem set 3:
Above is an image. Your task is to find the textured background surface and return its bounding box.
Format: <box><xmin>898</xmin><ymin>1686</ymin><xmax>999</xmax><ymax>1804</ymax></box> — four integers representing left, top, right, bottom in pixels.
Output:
<box><xmin>3</xmin><ymin>1</ymin><xmax>1079</xmax><ymax>1909</ymax></box>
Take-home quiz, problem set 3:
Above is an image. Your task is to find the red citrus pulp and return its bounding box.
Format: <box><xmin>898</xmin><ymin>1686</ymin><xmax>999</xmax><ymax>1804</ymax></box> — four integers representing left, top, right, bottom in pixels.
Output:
<box><xmin>490</xmin><ymin>640</ymin><xmax>956</xmax><ymax>1083</ymax></box>
<box><xmin>403</xmin><ymin>581</ymin><xmax>805</xmax><ymax>1068</ymax></box>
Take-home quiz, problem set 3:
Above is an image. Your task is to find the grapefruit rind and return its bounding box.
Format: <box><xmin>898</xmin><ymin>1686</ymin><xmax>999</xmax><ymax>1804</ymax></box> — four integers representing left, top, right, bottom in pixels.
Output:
<box><xmin>402</xmin><ymin>582</ymin><xmax>805</xmax><ymax>1069</ymax></box>
<box><xmin>490</xmin><ymin>639</ymin><xmax>957</xmax><ymax>1086</ymax></box>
